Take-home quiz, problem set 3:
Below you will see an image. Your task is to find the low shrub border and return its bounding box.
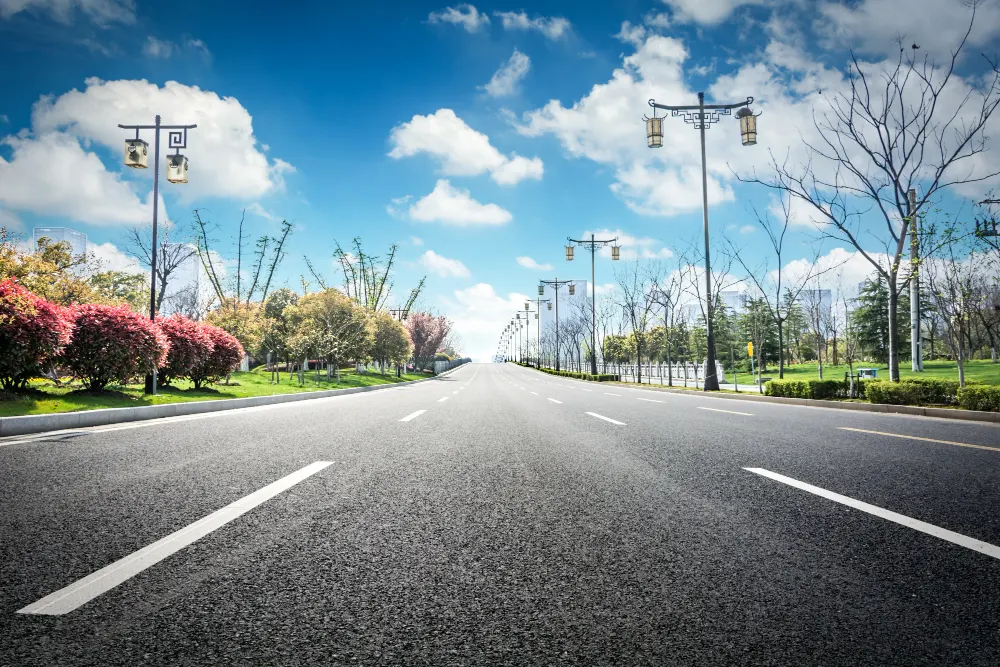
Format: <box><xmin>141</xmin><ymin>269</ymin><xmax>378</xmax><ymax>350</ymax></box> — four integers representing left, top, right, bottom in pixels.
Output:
<box><xmin>958</xmin><ymin>385</ymin><xmax>1000</xmax><ymax>412</ymax></box>
<box><xmin>511</xmin><ymin>361</ymin><xmax>619</xmax><ymax>382</ymax></box>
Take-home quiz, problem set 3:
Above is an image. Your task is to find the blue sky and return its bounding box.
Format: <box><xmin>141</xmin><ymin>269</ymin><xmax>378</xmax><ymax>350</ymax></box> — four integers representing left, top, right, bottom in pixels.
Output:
<box><xmin>2</xmin><ymin>0</ymin><xmax>999</xmax><ymax>360</ymax></box>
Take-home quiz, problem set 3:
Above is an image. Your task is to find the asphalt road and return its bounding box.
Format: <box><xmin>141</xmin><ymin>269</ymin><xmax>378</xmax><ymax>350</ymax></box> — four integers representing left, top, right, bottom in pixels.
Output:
<box><xmin>2</xmin><ymin>362</ymin><xmax>1000</xmax><ymax>666</ymax></box>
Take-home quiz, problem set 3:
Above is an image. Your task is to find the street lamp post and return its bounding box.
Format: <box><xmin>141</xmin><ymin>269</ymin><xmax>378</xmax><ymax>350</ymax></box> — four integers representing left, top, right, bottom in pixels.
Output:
<box><xmin>119</xmin><ymin>115</ymin><xmax>196</xmax><ymax>395</ymax></box>
<box><xmin>538</xmin><ymin>278</ymin><xmax>579</xmax><ymax>372</ymax></box>
<box><xmin>645</xmin><ymin>93</ymin><xmax>757</xmax><ymax>391</ymax></box>
<box><xmin>566</xmin><ymin>234</ymin><xmax>620</xmax><ymax>375</ymax></box>
<box><xmin>389</xmin><ymin>308</ymin><xmax>409</xmax><ymax>376</ymax></box>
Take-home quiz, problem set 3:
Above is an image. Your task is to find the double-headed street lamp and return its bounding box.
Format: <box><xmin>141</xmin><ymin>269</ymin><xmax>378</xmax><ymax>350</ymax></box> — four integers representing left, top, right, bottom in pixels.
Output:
<box><xmin>538</xmin><ymin>278</ymin><xmax>579</xmax><ymax>372</ymax></box>
<box><xmin>645</xmin><ymin>92</ymin><xmax>758</xmax><ymax>390</ymax></box>
<box><xmin>119</xmin><ymin>115</ymin><xmax>196</xmax><ymax>395</ymax></box>
<box><xmin>566</xmin><ymin>234</ymin><xmax>620</xmax><ymax>375</ymax></box>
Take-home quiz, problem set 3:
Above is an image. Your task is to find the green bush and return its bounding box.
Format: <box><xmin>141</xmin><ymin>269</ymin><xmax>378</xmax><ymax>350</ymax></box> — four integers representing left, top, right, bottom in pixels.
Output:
<box><xmin>532</xmin><ymin>366</ymin><xmax>619</xmax><ymax>382</ymax></box>
<box><xmin>765</xmin><ymin>379</ymin><xmax>849</xmax><ymax>399</ymax></box>
<box><xmin>864</xmin><ymin>378</ymin><xmax>963</xmax><ymax>405</ymax></box>
<box><xmin>957</xmin><ymin>385</ymin><xmax>1000</xmax><ymax>412</ymax></box>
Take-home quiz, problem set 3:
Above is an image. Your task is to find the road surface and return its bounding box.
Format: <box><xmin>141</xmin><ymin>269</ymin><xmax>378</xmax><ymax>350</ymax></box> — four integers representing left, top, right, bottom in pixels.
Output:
<box><xmin>2</xmin><ymin>362</ymin><xmax>999</xmax><ymax>665</ymax></box>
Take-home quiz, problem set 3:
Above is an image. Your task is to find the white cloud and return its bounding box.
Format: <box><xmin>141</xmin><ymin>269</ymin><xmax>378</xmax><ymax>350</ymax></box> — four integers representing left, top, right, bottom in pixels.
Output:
<box><xmin>494</xmin><ymin>11</ymin><xmax>570</xmax><ymax>39</ymax></box>
<box><xmin>766</xmin><ymin>192</ymin><xmax>830</xmax><ymax>228</ymax></box>
<box><xmin>482</xmin><ymin>49</ymin><xmax>530</xmax><ymax>98</ymax></box>
<box><xmin>774</xmin><ymin>247</ymin><xmax>887</xmax><ymax>298</ymax></box>
<box><xmin>142</xmin><ymin>36</ymin><xmax>174</xmax><ymax>58</ymax></box>
<box><xmin>185</xmin><ymin>38</ymin><xmax>211</xmax><ymax>60</ymax></box>
<box><xmin>660</xmin><ymin>0</ymin><xmax>770</xmax><ymax>25</ymax></box>
<box><xmin>0</xmin><ymin>0</ymin><xmax>136</xmax><ymax>25</ymax></box>
<box><xmin>246</xmin><ymin>202</ymin><xmax>277</xmax><ymax>221</ymax></box>
<box><xmin>409</xmin><ymin>236</ymin><xmax>423</xmax><ymax>246</ymax></box>
<box><xmin>88</xmin><ymin>240</ymin><xmax>142</xmax><ymax>274</ymax></box>
<box><xmin>438</xmin><ymin>282</ymin><xmax>530</xmax><ymax>361</ymax></box>
<box><xmin>389</xmin><ymin>108</ymin><xmax>542</xmax><ymax>186</ymax></box>
<box><xmin>581</xmin><ymin>228</ymin><xmax>674</xmax><ymax>261</ymax></box>
<box><xmin>516</xmin><ymin>256</ymin><xmax>553</xmax><ymax>271</ymax></box>
<box><xmin>387</xmin><ymin>195</ymin><xmax>412</xmax><ymax>218</ymax></box>
<box><xmin>615</xmin><ymin>21</ymin><xmax>647</xmax><ymax>47</ymax></box>
<box><xmin>0</xmin><ymin>131</ymin><xmax>169</xmax><ymax>225</ymax></box>
<box><xmin>420</xmin><ymin>249</ymin><xmax>471</xmax><ymax>277</ymax></box>
<box><xmin>428</xmin><ymin>3</ymin><xmax>489</xmax><ymax>32</ymax></box>
<box><xmin>817</xmin><ymin>0</ymin><xmax>1000</xmax><ymax>59</ymax></box>
<box><xmin>0</xmin><ymin>114</ymin><xmax>9</xmax><ymax>123</ymax></box>
<box><xmin>408</xmin><ymin>179</ymin><xmax>512</xmax><ymax>226</ymax></box>
<box><xmin>0</xmin><ymin>205</ymin><xmax>22</xmax><ymax>230</ymax></box>
<box><xmin>25</xmin><ymin>77</ymin><xmax>293</xmax><ymax>203</ymax></box>
<box><xmin>738</xmin><ymin>224</ymin><xmax>755</xmax><ymax>234</ymax></box>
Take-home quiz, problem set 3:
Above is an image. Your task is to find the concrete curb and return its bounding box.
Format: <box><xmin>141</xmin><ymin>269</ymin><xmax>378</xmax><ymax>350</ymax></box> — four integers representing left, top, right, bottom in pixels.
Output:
<box><xmin>0</xmin><ymin>364</ymin><xmax>469</xmax><ymax>438</ymax></box>
<box><xmin>515</xmin><ymin>364</ymin><xmax>1000</xmax><ymax>424</ymax></box>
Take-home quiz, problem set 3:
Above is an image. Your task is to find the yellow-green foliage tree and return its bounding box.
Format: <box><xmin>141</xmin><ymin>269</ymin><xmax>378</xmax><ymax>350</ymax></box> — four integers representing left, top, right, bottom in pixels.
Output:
<box><xmin>205</xmin><ymin>299</ymin><xmax>265</xmax><ymax>362</ymax></box>
<box><xmin>286</xmin><ymin>288</ymin><xmax>373</xmax><ymax>380</ymax></box>
<box><xmin>371</xmin><ymin>311</ymin><xmax>412</xmax><ymax>373</ymax></box>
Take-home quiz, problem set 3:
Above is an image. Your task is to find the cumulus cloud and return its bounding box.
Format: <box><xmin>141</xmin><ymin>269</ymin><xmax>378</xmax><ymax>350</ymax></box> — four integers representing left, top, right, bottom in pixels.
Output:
<box><xmin>88</xmin><ymin>240</ymin><xmax>142</xmax><ymax>274</ymax></box>
<box><xmin>0</xmin><ymin>131</ymin><xmax>168</xmax><ymax>225</ymax></box>
<box><xmin>0</xmin><ymin>0</ymin><xmax>136</xmax><ymax>25</ymax></box>
<box><xmin>389</xmin><ymin>108</ymin><xmax>542</xmax><ymax>186</ymax></box>
<box><xmin>141</xmin><ymin>35</ymin><xmax>212</xmax><ymax>60</ymax></box>
<box><xmin>420</xmin><ymin>249</ymin><xmax>471</xmax><ymax>277</ymax></box>
<box><xmin>408</xmin><ymin>179</ymin><xmax>512</xmax><ymax>226</ymax></box>
<box><xmin>482</xmin><ymin>49</ymin><xmax>530</xmax><ymax>98</ymax></box>
<box><xmin>659</xmin><ymin>0</ymin><xmax>771</xmax><ymax>25</ymax></box>
<box><xmin>516</xmin><ymin>255</ymin><xmax>553</xmax><ymax>271</ymax></box>
<box><xmin>581</xmin><ymin>228</ymin><xmax>674</xmax><ymax>261</ymax></box>
<box><xmin>428</xmin><ymin>3</ymin><xmax>489</xmax><ymax>32</ymax></box>
<box><xmin>22</xmin><ymin>77</ymin><xmax>292</xmax><ymax>205</ymax></box>
<box><xmin>494</xmin><ymin>11</ymin><xmax>570</xmax><ymax>39</ymax></box>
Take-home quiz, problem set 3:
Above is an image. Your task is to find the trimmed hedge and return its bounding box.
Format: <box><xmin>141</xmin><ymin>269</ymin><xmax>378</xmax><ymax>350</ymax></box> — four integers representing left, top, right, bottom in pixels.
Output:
<box><xmin>957</xmin><ymin>385</ymin><xmax>1000</xmax><ymax>412</ymax></box>
<box><xmin>764</xmin><ymin>379</ymin><xmax>852</xmax><ymax>400</ymax></box>
<box><xmin>864</xmin><ymin>378</ymin><xmax>963</xmax><ymax>406</ymax></box>
<box><xmin>521</xmin><ymin>363</ymin><xmax>620</xmax><ymax>382</ymax></box>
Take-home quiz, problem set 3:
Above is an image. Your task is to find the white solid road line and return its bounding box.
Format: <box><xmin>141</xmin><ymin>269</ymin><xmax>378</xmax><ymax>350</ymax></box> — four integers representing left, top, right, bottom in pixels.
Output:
<box><xmin>745</xmin><ymin>467</ymin><xmax>1000</xmax><ymax>562</ymax></box>
<box><xmin>547</xmin><ymin>398</ymin><xmax>563</xmax><ymax>404</ymax></box>
<box><xmin>400</xmin><ymin>410</ymin><xmax>427</xmax><ymax>422</ymax></box>
<box><xmin>585</xmin><ymin>412</ymin><xmax>626</xmax><ymax>426</ymax></box>
<box><xmin>438</xmin><ymin>396</ymin><xmax>450</xmax><ymax>402</ymax></box>
<box><xmin>838</xmin><ymin>427</ymin><xmax>1000</xmax><ymax>453</ymax></box>
<box><xmin>636</xmin><ymin>398</ymin><xmax>663</xmax><ymax>403</ymax></box>
<box><xmin>18</xmin><ymin>461</ymin><xmax>334</xmax><ymax>616</ymax></box>
<box><xmin>604</xmin><ymin>392</ymin><xmax>621</xmax><ymax>396</ymax></box>
<box><xmin>698</xmin><ymin>407</ymin><xmax>753</xmax><ymax>416</ymax></box>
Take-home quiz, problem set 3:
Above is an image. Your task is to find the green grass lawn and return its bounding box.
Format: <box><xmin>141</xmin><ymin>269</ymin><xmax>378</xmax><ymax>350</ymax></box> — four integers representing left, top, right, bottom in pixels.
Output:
<box><xmin>751</xmin><ymin>359</ymin><xmax>1000</xmax><ymax>385</ymax></box>
<box><xmin>0</xmin><ymin>368</ymin><xmax>429</xmax><ymax>418</ymax></box>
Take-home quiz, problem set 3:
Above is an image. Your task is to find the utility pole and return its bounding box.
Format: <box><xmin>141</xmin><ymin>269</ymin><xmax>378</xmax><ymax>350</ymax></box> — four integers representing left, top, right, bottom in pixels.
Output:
<box><xmin>566</xmin><ymin>234</ymin><xmax>619</xmax><ymax>375</ymax></box>
<box><xmin>909</xmin><ymin>188</ymin><xmax>923</xmax><ymax>371</ymax></box>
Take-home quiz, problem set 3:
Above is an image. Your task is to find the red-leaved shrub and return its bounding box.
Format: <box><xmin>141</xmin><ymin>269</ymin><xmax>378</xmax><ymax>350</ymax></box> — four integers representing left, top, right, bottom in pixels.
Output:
<box><xmin>156</xmin><ymin>315</ymin><xmax>214</xmax><ymax>385</ymax></box>
<box><xmin>0</xmin><ymin>280</ymin><xmax>72</xmax><ymax>390</ymax></box>
<box><xmin>190</xmin><ymin>324</ymin><xmax>244</xmax><ymax>388</ymax></box>
<box><xmin>62</xmin><ymin>304</ymin><xmax>169</xmax><ymax>391</ymax></box>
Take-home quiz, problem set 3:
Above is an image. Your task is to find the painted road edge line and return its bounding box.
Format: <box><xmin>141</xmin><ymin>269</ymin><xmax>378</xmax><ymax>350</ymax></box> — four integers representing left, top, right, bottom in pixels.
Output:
<box><xmin>400</xmin><ymin>410</ymin><xmax>427</xmax><ymax>422</ymax></box>
<box><xmin>698</xmin><ymin>406</ymin><xmax>753</xmax><ymax>416</ymax></box>
<box><xmin>745</xmin><ymin>467</ymin><xmax>1000</xmax><ymax>561</ymax></box>
<box><xmin>18</xmin><ymin>461</ymin><xmax>334</xmax><ymax>616</ymax></box>
<box><xmin>838</xmin><ymin>427</ymin><xmax>1000</xmax><ymax>453</ymax></box>
<box><xmin>585</xmin><ymin>412</ymin><xmax>626</xmax><ymax>426</ymax></box>
<box><xmin>547</xmin><ymin>398</ymin><xmax>563</xmax><ymax>404</ymax></box>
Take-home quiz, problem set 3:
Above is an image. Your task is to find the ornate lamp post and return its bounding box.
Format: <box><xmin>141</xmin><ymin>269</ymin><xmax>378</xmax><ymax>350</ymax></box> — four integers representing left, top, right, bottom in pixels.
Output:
<box><xmin>119</xmin><ymin>116</ymin><xmax>196</xmax><ymax>395</ymax></box>
<box><xmin>526</xmin><ymin>297</ymin><xmax>549</xmax><ymax>369</ymax></box>
<box><xmin>566</xmin><ymin>233</ymin><xmax>620</xmax><ymax>375</ymax></box>
<box><xmin>645</xmin><ymin>93</ymin><xmax>758</xmax><ymax>390</ymax></box>
<box><xmin>538</xmin><ymin>278</ymin><xmax>580</xmax><ymax>372</ymax></box>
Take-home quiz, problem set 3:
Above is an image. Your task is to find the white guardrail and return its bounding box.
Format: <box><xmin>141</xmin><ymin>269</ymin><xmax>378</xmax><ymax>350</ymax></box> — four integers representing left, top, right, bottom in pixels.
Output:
<box><xmin>433</xmin><ymin>358</ymin><xmax>472</xmax><ymax>375</ymax></box>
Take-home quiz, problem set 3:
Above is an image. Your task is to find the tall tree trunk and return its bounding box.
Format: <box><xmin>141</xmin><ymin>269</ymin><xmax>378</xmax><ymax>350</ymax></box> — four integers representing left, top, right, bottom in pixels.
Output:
<box><xmin>777</xmin><ymin>320</ymin><xmax>785</xmax><ymax>379</ymax></box>
<box><xmin>887</xmin><ymin>281</ymin><xmax>900</xmax><ymax>382</ymax></box>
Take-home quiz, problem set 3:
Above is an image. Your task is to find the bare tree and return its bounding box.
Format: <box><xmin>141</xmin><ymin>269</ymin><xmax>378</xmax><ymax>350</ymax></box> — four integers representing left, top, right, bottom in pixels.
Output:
<box><xmin>615</xmin><ymin>261</ymin><xmax>657</xmax><ymax>383</ymax></box>
<box><xmin>926</xmin><ymin>233</ymin><xmax>982</xmax><ymax>386</ymax></box>
<box><xmin>124</xmin><ymin>223</ymin><xmax>196</xmax><ymax>313</ymax></box>
<box><xmin>738</xmin><ymin>7</ymin><xmax>1000</xmax><ymax>381</ymax></box>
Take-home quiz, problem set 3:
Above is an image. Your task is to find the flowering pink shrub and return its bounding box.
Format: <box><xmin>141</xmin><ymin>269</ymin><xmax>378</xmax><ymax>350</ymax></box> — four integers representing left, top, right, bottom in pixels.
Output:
<box><xmin>62</xmin><ymin>304</ymin><xmax>169</xmax><ymax>391</ymax></box>
<box><xmin>189</xmin><ymin>324</ymin><xmax>244</xmax><ymax>388</ymax></box>
<box><xmin>156</xmin><ymin>314</ymin><xmax>214</xmax><ymax>386</ymax></box>
<box><xmin>0</xmin><ymin>280</ymin><xmax>72</xmax><ymax>390</ymax></box>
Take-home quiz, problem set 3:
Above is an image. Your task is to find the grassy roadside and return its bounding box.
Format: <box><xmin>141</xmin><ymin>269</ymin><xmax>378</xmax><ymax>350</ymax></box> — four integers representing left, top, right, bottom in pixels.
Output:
<box><xmin>746</xmin><ymin>359</ymin><xmax>1000</xmax><ymax>385</ymax></box>
<box><xmin>0</xmin><ymin>368</ymin><xmax>428</xmax><ymax>418</ymax></box>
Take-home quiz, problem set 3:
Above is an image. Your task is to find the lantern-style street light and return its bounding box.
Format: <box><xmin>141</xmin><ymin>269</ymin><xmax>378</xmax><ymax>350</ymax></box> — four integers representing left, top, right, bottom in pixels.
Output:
<box><xmin>644</xmin><ymin>93</ymin><xmax>758</xmax><ymax>390</ymax></box>
<box><xmin>538</xmin><ymin>278</ymin><xmax>580</xmax><ymax>372</ymax></box>
<box><xmin>119</xmin><ymin>115</ymin><xmax>196</xmax><ymax>395</ymax></box>
<box><xmin>566</xmin><ymin>233</ymin><xmax>620</xmax><ymax>375</ymax></box>
<box><xmin>526</xmin><ymin>297</ymin><xmax>549</xmax><ymax>369</ymax></box>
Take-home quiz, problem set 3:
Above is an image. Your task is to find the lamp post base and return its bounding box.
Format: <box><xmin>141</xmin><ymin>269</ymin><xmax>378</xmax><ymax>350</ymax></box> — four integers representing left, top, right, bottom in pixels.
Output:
<box><xmin>144</xmin><ymin>373</ymin><xmax>157</xmax><ymax>395</ymax></box>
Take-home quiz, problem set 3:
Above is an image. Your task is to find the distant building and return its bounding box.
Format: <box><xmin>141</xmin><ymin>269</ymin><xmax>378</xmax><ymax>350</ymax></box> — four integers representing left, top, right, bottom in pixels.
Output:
<box><xmin>800</xmin><ymin>288</ymin><xmax>833</xmax><ymax>318</ymax></box>
<box><xmin>159</xmin><ymin>244</ymin><xmax>215</xmax><ymax>319</ymax></box>
<box><xmin>719</xmin><ymin>290</ymin><xmax>746</xmax><ymax>314</ymax></box>
<box><xmin>33</xmin><ymin>226</ymin><xmax>88</xmax><ymax>258</ymax></box>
